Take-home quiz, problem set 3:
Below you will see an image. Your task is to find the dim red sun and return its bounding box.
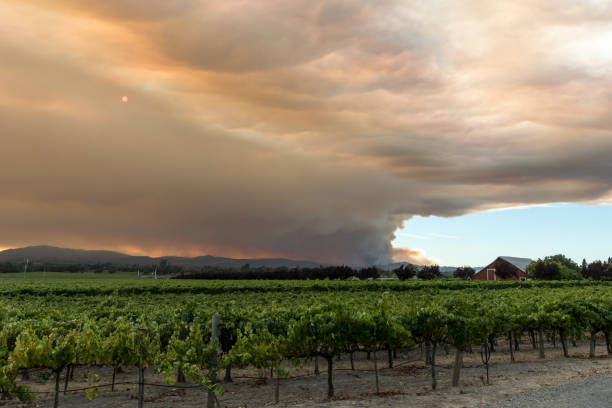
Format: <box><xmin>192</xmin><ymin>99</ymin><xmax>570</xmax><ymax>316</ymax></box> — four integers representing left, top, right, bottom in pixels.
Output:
<box><xmin>121</xmin><ymin>96</ymin><xmax>128</xmax><ymax>103</ymax></box>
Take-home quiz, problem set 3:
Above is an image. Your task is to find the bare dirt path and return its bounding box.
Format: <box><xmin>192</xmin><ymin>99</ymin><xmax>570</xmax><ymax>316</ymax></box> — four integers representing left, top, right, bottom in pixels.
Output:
<box><xmin>486</xmin><ymin>374</ymin><xmax>612</xmax><ymax>408</ymax></box>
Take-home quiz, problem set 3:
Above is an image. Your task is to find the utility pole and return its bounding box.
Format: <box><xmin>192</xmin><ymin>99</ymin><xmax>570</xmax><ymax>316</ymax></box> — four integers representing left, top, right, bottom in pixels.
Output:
<box><xmin>24</xmin><ymin>259</ymin><xmax>29</xmax><ymax>279</ymax></box>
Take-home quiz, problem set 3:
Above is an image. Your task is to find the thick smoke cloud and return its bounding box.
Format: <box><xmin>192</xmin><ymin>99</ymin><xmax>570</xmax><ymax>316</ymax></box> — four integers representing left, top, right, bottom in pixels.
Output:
<box><xmin>1</xmin><ymin>1</ymin><xmax>611</xmax><ymax>264</ymax></box>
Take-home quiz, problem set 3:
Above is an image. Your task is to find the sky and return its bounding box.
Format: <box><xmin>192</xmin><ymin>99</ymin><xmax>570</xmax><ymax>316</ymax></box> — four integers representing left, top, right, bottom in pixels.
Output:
<box><xmin>393</xmin><ymin>204</ymin><xmax>612</xmax><ymax>266</ymax></box>
<box><xmin>1</xmin><ymin>1</ymin><xmax>612</xmax><ymax>266</ymax></box>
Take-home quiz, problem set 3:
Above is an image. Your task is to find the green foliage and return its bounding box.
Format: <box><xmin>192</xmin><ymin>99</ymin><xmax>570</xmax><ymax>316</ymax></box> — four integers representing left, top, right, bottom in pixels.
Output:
<box><xmin>494</xmin><ymin>261</ymin><xmax>517</xmax><ymax>279</ymax></box>
<box><xmin>544</xmin><ymin>254</ymin><xmax>580</xmax><ymax>272</ymax></box>
<box><xmin>582</xmin><ymin>261</ymin><xmax>612</xmax><ymax>280</ymax></box>
<box><xmin>393</xmin><ymin>264</ymin><xmax>417</xmax><ymax>280</ymax></box>
<box><xmin>527</xmin><ymin>256</ymin><xmax>581</xmax><ymax>281</ymax></box>
<box><xmin>453</xmin><ymin>266</ymin><xmax>475</xmax><ymax>280</ymax></box>
<box><xmin>558</xmin><ymin>264</ymin><xmax>582</xmax><ymax>280</ymax></box>
<box><xmin>0</xmin><ymin>324</ymin><xmax>31</xmax><ymax>401</ymax></box>
<box><xmin>99</xmin><ymin>318</ymin><xmax>157</xmax><ymax>370</ymax></box>
<box><xmin>1</xmin><ymin>277</ymin><xmax>612</xmax><ymax>401</ymax></box>
<box><xmin>230</xmin><ymin>325</ymin><xmax>286</xmax><ymax>373</ymax></box>
<box><xmin>156</xmin><ymin>316</ymin><xmax>219</xmax><ymax>392</ymax></box>
<box><xmin>532</xmin><ymin>260</ymin><xmax>560</xmax><ymax>280</ymax></box>
<box><xmin>86</xmin><ymin>372</ymin><xmax>100</xmax><ymax>400</ymax></box>
<box><xmin>417</xmin><ymin>265</ymin><xmax>441</xmax><ymax>280</ymax></box>
<box><xmin>526</xmin><ymin>262</ymin><xmax>536</xmax><ymax>278</ymax></box>
<box><xmin>369</xmin><ymin>295</ymin><xmax>414</xmax><ymax>351</ymax></box>
<box><xmin>286</xmin><ymin>302</ymin><xmax>353</xmax><ymax>359</ymax></box>
<box><xmin>12</xmin><ymin>327</ymin><xmax>78</xmax><ymax>372</ymax></box>
<box><xmin>445</xmin><ymin>298</ymin><xmax>493</xmax><ymax>348</ymax></box>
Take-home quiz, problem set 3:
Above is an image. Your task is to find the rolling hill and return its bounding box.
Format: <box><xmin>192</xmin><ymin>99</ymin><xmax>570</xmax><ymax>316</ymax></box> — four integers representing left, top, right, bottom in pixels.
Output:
<box><xmin>0</xmin><ymin>245</ymin><xmax>323</xmax><ymax>269</ymax></box>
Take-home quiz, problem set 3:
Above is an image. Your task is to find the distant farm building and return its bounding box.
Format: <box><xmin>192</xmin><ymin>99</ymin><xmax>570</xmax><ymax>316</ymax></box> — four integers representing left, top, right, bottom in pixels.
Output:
<box><xmin>472</xmin><ymin>256</ymin><xmax>533</xmax><ymax>281</ymax></box>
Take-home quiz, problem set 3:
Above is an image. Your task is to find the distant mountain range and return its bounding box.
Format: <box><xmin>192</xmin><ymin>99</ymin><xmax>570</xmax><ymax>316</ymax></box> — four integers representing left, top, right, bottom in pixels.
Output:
<box><xmin>0</xmin><ymin>246</ymin><xmax>478</xmax><ymax>272</ymax></box>
<box><xmin>0</xmin><ymin>245</ymin><xmax>324</xmax><ymax>269</ymax></box>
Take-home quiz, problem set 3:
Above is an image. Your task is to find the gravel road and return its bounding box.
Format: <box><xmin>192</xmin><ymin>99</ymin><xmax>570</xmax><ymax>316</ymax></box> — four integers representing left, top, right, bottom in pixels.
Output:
<box><xmin>487</xmin><ymin>374</ymin><xmax>612</xmax><ymax>408</ymax></box>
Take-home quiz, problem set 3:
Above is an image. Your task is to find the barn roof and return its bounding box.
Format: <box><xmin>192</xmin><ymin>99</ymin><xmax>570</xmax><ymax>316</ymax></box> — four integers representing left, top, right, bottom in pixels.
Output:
<box><xmin>498</xmin><ymin>256</ymin><xmax>534</xmax><ymax>272</ymax></box>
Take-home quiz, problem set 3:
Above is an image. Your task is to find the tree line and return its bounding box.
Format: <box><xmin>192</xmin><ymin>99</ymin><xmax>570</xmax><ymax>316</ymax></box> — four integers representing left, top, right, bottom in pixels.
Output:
<box><xmin>175</xmin><ymin>265</ymin><xmax>382</xmax><ymax>280</ymax></box>
<box><xmin>526</xmin><ymin>254</ymin><xmax>612</xmax><ymax>281</ymax></box>
<box><xmin>0</xmin><ymin>261</ymin><xmax>185</xmax><ymax>275</ymax></box>
<box><xmin>3</xmin><ymin>253</ymin><xmax>612</xmax><ymax>281</ymax></box>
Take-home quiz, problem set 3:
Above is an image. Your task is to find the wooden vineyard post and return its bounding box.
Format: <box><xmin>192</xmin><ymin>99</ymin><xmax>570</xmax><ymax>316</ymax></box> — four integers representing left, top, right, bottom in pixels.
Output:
<box><xmin>508</xmin><ymin>332</ymin><xmax>514</xmax><ymax>362</ymax></box>
<box><xmin>514</xmin><ymin>332</ymin><xmax>520</xmax><ymax>351</ymax></box>
<box><xmin>538</xmin><ymin>327</ymin><xmax>545</xmax><ymax>359</ymax></box>
<box><xmin>430</xmin><ymin>342</ymin><xmax>437</xmax><ymax>390</ymax></box>
<box><xmin>53</xmin><ymin>369</ymin><xmax>61</xmax><ymax>408</ymax></box>
<box><xmin>274</xmin><ymin>360</ymin><xmax>280</xmax><ymax>404</ymax></box>
<box><xmin>560</xmin><ymin>329</ymin><xmax>569</xmax><ymax>358</ymax></box>
<box><xmin>480</xmin><ymin>343</ymin><xmax>490</xmax><ymax>385</ymax></box>
<box><xmin>452</xmin><ymin>347</ymin><xmax>464</xmax><ymax>387</ymax></box>
<box><xmin>207</xmin><ymin>314</ymin><xmax>220</xmax><ymax>408</ymax></box>
<box><xmin>63</xmin><ymin>364</ymin><xmax>71</xmax><ymax>395</ymax></box>
<box><xmin>326</xmin><ymin>356</ymin><xmax>334</xmax><ymax>399</ymax></box>
<box><xmin>177</xmin><ymin>312</ymin><xmax>190</xmax><ymax>383</ymax></box>
<box><xmin>589</xmin><ymin>330</ymin><xmax>596</xmax><ymax>358</ymax></box>
<box><xmin>138</xmin><ymin>338</ymin><xmax>144</xmax><ymax>408</ymax></box>
<box><xmin>373</xmin><ymin>349</ymin><xmax>380</xmax><ymax>393</ymax></box>
<box><xmin>530</xmin><ymin>330</ymin><xmax>537</xmax><ymax>349</ymax></box>
<box><xmin>111</xmin><ymin>367</ymin><xmax>117</xmax><ymax>391</ymax></box>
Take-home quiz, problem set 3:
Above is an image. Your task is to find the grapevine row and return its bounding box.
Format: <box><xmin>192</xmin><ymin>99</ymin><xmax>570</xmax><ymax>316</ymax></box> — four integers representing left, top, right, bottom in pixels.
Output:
<box><xmin>1</xmin><ymin>285</ymin><xmax>612</xmax><ymax>405</ymax></box>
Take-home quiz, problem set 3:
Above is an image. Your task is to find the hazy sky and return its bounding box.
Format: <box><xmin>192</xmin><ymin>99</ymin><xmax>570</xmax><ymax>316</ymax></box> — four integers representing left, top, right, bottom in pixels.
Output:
<box><xmin>1</xmin><ymin>1</ymin><xmax>612</xmax><ymax>265</ymax></box>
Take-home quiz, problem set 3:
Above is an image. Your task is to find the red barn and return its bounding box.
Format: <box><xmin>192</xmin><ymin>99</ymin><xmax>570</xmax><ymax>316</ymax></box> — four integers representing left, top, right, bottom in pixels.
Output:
<box><xmin>472</xmin><ymin>256</ymin><xmax>533</xmax><ymax>281</ymax></box>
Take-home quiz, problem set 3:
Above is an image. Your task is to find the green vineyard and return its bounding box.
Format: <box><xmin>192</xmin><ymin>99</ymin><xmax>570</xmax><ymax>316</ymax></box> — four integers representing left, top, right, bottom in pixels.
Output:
<box><xmin>1</xmin><ymin>278</ymin><xmax>612</xmax><ymax>406</ymax></box>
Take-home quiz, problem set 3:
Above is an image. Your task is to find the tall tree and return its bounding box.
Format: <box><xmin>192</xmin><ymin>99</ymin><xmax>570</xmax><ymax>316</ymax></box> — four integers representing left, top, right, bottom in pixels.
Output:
<box><xmin>393</xmin><ymin>264</ymin><xmax>417</xmax><ymax>280</ymax></box>
<box><xmin>417</xmin><ymin>265</ymin><xmax>441</xmax><ymax>280</ymax></box>
<box><xmin>543</xmin><ymin>254</ymin><xmax>579</xmax><ymax>272</ymax></box>
<box><xmin>532</xmin><ymin>260</ymin><xmax>560</xmax><ymax>280</ymax></box>
<box><xmin>582</xmin><ymin>261</ymin><xmax>605</xmax><ymax>280</ymax></box>
<box><xmin>494</xmin><ymin>261</ymin><xmax>517</xmax><ymax>279</ymax></box>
